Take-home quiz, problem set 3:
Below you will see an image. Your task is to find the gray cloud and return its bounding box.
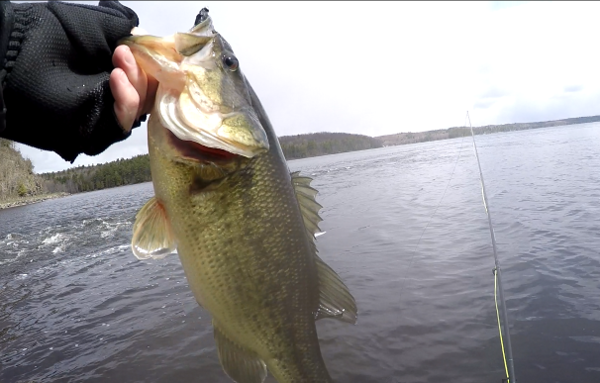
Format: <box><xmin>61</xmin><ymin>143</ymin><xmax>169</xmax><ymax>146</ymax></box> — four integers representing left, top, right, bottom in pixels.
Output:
<box><xmin>480</xmin><ymin>87</ymin><xmax>508</xmax><ymax>99</ymax></box>
<box><xmin>473</xmin><ymin>86</ymin><xmax>508</xmax><ymax>110</ymax></box>
<box><xmin>563</xmin><ymin>85</ymin><xmax>583</xmax><ymax>93</ymax></box>
<box><xmin>495</xmin><ymin>90</ymin><xmax>600</xmax><ymax>125</ymax></box>
<box><xmin>473</xmin><ymin>99</ymin><xmax>497</xmax><ymax>110</ymax></box>
<box><xmin>11</xmin><ymin>1</ymin><xmax>600</xmax><ymax>173</ymax></box>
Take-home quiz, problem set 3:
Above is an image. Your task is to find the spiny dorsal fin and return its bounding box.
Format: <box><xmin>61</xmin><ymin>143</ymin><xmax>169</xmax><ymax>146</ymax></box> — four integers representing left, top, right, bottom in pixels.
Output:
<box><xmin>131</xmin><ymin>197</ymin><xmax>177</xmax><ymax>260</ymax></box>
<box><xmin>291</xmin><ymin>171</ymin><xmax>323</xmax><ymax>240</ymax></box>
<box><xmin>291</xmin><ymin>172</ymin><xmax>357</xmax><ymax>324</ymax></box>
<box><xmin>213</xmin><ymin>320</ymin><xmax>267</xmax><ymax>383</ymax></box>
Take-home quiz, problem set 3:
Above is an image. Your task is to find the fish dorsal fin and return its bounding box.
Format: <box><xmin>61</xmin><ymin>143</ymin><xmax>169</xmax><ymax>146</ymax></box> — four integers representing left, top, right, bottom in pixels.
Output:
<box><xmin>315</xmin><ymin>255</ymin><xmax>358</xmax><ymax>324</ymax></box>
<box><xmin>290</xmin><ymin>172</ymin><xmax>357</xmax><ymax>324</ymax></box>
<box><xmin>291</xmin><ymin>171</ymin><xmax>323</xmax><ymax>240</ymax></box>
<box><xmin>131</xmin><ymin>197</ymin><xmax>177</xmax><ymax>260</ymax></box>
<box><xmin>213</xmin><ymin>320</ymin><xmax>267</xmax><ymax>383</ymax></box>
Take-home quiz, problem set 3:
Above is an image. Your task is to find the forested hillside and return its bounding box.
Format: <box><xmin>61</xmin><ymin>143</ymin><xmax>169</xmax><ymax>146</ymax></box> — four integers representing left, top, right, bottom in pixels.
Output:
<box><xmin>377</xmin><ymin>115</ymin><xmax>600</xmax><ymax>146</ymax></box>
<box><xmin>279</xmin><ymin>132</ymin><xmax>383</xmax><ymax>159</ymax></box>
<box><xmin>2</xmin><ymin>113</ymin><xmax>597</xmax><ymax>205</ymax></box>
<box><xmin>41</xmin><ymin>155</ymin><xmax>151</xmax><ymax>194</ymax></box>
<box><xmin>38</xmin><ymin>132</ymin><xmax>381</xmax><ymax>192</ymax></box>
<box><xmin>0</xmin><ymin>138</ymin><xmax>44</xmax><ymax>201</ymax></box>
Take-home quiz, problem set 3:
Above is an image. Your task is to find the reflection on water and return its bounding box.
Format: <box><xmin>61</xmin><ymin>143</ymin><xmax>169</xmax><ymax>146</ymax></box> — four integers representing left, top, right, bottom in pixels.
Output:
<box><xmin>1</xmin><ymin>123</ymin><xmax>600</xmax><ymax>382</ymax></box>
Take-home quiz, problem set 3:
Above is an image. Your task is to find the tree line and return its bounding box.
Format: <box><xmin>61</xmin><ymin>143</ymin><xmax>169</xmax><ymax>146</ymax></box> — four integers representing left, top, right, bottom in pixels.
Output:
<box><xmin>377</xmin><ymin>115</ymin><xmax>600</xmax><ymax>146</ymax></box>
<box><xmin>34</xmin><ymin>133</ymin><xmax>384</xmax><ymax>194</ymax></box>
<box><xmin>280</xmin><ymin>132</ymin><xmax>383</xmax><ymax>159</ymax></box>
<box><xmin>39</xmin><ymin>132</ymin><xmax>382</xmax><ymax>194</ymax></box>
<box><xmin>41</xmin><ymin>155</ymin><xmax>151</xmax><ymax>194</ymax></box>
<box><xmin>3</xmin><ymin>114</ymin><xmax>599</xmax><ymax>201</ymax></box>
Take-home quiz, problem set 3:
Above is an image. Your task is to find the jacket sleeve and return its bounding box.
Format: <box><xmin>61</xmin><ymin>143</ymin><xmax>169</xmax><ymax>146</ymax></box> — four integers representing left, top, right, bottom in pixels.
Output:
<box><xmin>0</xmin><ymin>1</ymin><xmax>14</xmax><ymax>134</ymax></box>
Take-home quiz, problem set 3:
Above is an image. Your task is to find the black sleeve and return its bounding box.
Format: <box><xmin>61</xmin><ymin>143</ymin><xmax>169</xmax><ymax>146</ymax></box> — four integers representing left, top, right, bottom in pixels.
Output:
<box><xmin>0</xmin><ymin>1</ymin><xmax>142</xmax><ymax>163</ymax></box>
<box><xmin>0</xmin><ymin>1</ymin><xmax>14</xmax><ymax>133</ymax></box>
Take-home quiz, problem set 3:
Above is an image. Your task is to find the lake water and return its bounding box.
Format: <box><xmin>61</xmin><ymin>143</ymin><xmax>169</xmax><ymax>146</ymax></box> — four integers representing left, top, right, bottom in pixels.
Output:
<box><xmin>1</xmin><ymin>123</ymin><xmax>600</xmax><ymax>383</ymax></box>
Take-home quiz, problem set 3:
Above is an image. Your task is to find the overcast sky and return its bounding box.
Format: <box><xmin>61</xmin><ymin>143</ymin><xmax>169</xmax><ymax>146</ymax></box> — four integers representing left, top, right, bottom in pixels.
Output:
<box><xmin>16</xmin><ymin>1</ymin><xmax>600</xmax><ymax>173</ymax></box>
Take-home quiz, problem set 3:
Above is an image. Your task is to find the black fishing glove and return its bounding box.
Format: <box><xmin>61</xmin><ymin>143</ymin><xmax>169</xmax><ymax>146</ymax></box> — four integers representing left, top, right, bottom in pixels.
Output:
<box><xmin>0</xmin><ymin>1</ymin><xmax>143</xmax><ymax>162</ymax></box>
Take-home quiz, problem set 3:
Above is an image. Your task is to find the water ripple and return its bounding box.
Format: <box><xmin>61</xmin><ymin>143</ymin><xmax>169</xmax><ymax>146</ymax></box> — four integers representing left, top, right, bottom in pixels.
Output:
<box><xmin>1</xmin><ymin>124</ymin><xmax>600</xmax><ymax>381</ymax></box>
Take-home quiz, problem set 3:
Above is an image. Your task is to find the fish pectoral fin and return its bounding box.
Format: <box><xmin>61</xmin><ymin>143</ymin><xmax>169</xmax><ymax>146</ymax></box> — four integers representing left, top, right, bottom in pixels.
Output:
<box><xmin>315</xmin><ymin>255</ymin><xmax>358</xmax><ymax>324</ymax></box>
<box><xmin>213</xmin><ymin>321</ymin><xmax>267</xmax><ymax>383</ymax></box>
<box><xmin>131</xmin><ymin>197</ymin><xmax>177</xmax><ymax>260</ymax></box>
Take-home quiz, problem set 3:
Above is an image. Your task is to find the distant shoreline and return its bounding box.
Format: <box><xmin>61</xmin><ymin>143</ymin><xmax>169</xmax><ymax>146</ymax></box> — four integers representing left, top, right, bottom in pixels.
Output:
<box><xmin>0</xmin><ymin>192</ymin><xmax>70</xmax><ymax>210</ymax></box>
<box><xmin>13</xmin><ymin>115</ymin><xmax>599</xmax><ymax>198</ymax></box>
<box><xmin>375</xmin><ymin>115</ymin><xmax>600</xmax><ymax>147</ymax></box>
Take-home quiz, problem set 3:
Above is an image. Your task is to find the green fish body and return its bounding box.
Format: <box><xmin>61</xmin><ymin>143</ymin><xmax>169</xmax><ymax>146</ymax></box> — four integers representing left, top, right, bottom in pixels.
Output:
<box><xmin>126</xmin><ymin>9</ymin><xmax>356</xmax><ymax>383</ymax></box>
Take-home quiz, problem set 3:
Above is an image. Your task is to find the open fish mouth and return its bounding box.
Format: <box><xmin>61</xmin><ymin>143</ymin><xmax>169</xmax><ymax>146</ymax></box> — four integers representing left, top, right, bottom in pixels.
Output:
<box><xmin>164</xmin><ymin>125</ymin><xmax>240</xmax><ymax>163</ymax></box>
<box><xmin>157</xmin><ymin>90</ymin><xmax>268</xmax><ymax>159</ymax></box>
<box><xmin>121</xmin><ymin>12</ymin><xmax>270</xmax><ymax>159</ymax></box>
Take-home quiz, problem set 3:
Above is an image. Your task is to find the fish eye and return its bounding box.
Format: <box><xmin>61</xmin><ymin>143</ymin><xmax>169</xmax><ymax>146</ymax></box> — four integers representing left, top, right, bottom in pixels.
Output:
<box><xmin>222</xmin><ymin>54</ymin><xmax>239</xmax><ymax>71</ymax></box>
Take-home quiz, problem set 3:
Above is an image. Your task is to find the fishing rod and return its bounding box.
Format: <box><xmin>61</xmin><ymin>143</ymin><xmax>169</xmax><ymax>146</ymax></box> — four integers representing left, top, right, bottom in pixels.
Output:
<box><xmin>467</xmin><ymin>111</ymin><xmax>517</xmax><ymax>383</ymax></box>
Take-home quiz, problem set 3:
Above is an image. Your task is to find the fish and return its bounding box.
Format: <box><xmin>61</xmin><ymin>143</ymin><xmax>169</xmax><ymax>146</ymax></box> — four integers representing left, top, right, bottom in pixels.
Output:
<box><xmin>124</xmin><ymin>8</ymin><xmax>357</xmax><ymax>383</ymax></box>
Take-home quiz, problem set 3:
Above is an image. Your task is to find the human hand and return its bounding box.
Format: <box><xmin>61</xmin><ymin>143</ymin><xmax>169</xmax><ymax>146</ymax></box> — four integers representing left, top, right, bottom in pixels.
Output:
<box><xmin>0</xmin><ymin>1</ymin><xmax>142</xmax><ymax>162</ymax></box>
<box><xmin>110</xmin><ymin>44</ymin><xmax>158</xmax><ymax>132</ymax></box>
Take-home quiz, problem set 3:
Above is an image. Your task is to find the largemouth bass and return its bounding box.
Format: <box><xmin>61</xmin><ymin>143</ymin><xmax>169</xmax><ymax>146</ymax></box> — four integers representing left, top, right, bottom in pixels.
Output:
<box><xmin>125</xmin><ymin>9</ymin><xmax>357</xmax><ymax>383</ymax></box>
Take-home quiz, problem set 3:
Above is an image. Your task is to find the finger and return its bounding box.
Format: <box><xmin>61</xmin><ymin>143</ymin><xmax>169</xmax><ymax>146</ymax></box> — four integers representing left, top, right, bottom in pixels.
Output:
<box><xmin>113</xmin><ymin>45</ymin><xmax>147</xmax><ymax>118</ymax></box>
<box><xmin>129</xmin><ymin>27</ymin><xmax>157</xmax><ymax>115</ymax></box>
<box><xmin>144</xmin><ymin>75</ymin><xmax>158</xmax><ymax>115</ymax></box>
<box><xmin>110</xmin><ymin>67</ymin><xmax>139</xmax><ymax>131</ymax></box>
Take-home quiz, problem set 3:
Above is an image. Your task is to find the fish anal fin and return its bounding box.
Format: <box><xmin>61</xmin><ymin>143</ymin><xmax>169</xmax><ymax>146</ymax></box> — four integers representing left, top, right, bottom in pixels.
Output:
<box><xmin>131</xmin><ymin>197</ymin><xmax>177</xmax><ymax>260</ymax></box>
<box><xmin>213</xmin><ymin>321</ymin><xmax>267</xmax><ymax>383</ymax></box>
<box><xmin>315</xmin><ymin>255</ymin><xmax>358</xmax><ymax>324</ymax></box>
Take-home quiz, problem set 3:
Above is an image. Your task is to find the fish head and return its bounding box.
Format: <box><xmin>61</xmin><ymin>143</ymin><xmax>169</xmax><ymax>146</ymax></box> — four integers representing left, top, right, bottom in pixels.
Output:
<box><xmin>120</xmin><ymin>9</ymin><xmax>269</xmax><ymax>166</ymax></box>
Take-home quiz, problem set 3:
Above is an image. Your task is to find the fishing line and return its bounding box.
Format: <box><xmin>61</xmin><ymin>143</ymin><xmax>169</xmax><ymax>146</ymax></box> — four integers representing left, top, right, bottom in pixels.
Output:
<box><xmin>467</xmin><ymin>111</ymin><xmax>517</xmax><ymax>383</ymax></box>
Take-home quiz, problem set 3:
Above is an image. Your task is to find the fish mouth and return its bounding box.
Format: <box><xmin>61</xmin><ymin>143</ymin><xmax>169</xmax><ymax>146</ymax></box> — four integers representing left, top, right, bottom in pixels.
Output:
<box><xmin>158</xmin><ymin>91</ymin><xmax>269</xmax><ymax>158</ymax></box>
<box><xmin>165</xmin><ymin>127</ymin><xmax>240</xmax><ymax>163</ymax></box>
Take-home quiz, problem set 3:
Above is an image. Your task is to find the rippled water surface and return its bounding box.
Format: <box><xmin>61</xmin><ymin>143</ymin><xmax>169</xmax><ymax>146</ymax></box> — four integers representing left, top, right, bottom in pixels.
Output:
<box><xmin>1</xmin><ymin>123</ymin><xmax>600</xmax><ymax>382</ymax></box>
